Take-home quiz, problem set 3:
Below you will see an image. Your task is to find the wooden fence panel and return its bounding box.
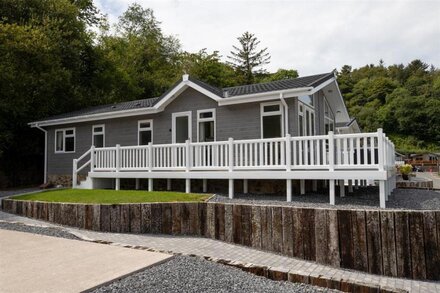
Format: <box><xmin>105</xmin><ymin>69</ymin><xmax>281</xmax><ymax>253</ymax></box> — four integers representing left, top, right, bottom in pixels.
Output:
<box><xmin>380</xmin><ymin>211</ymin><xmax>397</xmax><ymax>277</ymax></box>
<box><xmin>282</xmin><ymin>207</ymin><xmax>293</xmax><ymax>257</ymax></box>
<box><xmin>338</xmin><ymin>209</ymin><xmax>354</xmax><ymax>269</ymax></box>
<box><xmin>394</xmin><ymin>211</ymin><xmax>412</xmax><ymax>278</ymax></box>
<box><xmin>260</xmin><ymin>206</ymin><xmax>272</xmax><ymax>251</ymax></box>
<box><xmin>120</xmin><ymin>205</ymin><xmax>130</xmax><ymax>233</ymax></box>
<box><xmin>205</xmin><ymin>203</ymin><xmax>215</xmax><ymax>238</ymax></box>
<box><xmin>150</xmin><ymin>203</ymin><xmax>162</xmax><ymax>234</ymax></box>
<box><xmin>110</xmin><ymin>205</ymin><xmax>121</xmax><ymax>233</ymax></box>
<box><xmin>180</xmin><ymin>203</ymin><xmax>190</xmax><ymax>235</ymax></box>
<box><xmin>76</xmin><ymin>204</ymin><xmax>85</xmax><ymax>228</ymax></box>
<box><xmin>198</xmin><ymin>203</ymin><xmax>206</xmax><ymax>237</ymax></box>
<box><xmin>251</xmin><ymin>206</ymin><xmax>262</xmax><ymax>249</ymax></box>
<box><xmin>302</xmin><ymin>208</ymin><xmax>316</xmax><ymax>261</ymax></box>
<box><xmin>271</xmin><ymin>206</ymin><xmax>283</xmax><ymax>253</ymax></box>
<box><xmin>314</xmin><ymin>209</ymin><xmax>328</xmax><ymax>264</ymax></box>
<box><xmin>327</xmin><ymin>209</ymin><xmax>340</xmax><ymax>267</ymax></box>
<box><xmin>188</xmin><ymin>203</ymin><xmax>199</xmax><ymax>236</ymax></box>
<box><xmin>161</xmin><ymin>203</ymin><xmax>172</xmax><ymax>234</ymax></box>
<box><xmin>409</xmin><ymin>212</ymin><xmax>426</xmax><ymax>279</ymax></box>
<box><xmin>292</xmin><ymin>208</ymin><xmax>304</xmax><ymax>259</ymax></box>
<box><xmin>215</xmin><ymin>203</ymin><xmax>225</xmax><ymax>241</ymax></box>
<box><xmin>423</xmin><ymin>212</ymin><xmax>440</xmax><ymax>280</ymax></box>
<box><xmin>366</xmin><ymin>210</ymin><xmax>382</xmax><ymax>275</ymax></box>
<box><xmin>129</xmin><ymin>204</ymin><xmax>141</xmax><ymax>233</ymax></box>
<box><xmin>100</xmin><ymin>205</ymin><xmax>111</xmax><ymax>232</ymax></box>
<box><xmin>140</xmin><ymin>204</ymin><xmax>151</xmax><ymax>233</ymax></box>
<box><xmin>172</xmin><ymin>203</ymin><xmax>182</xmax><ymax>235</ymax></box>
<box><xmin>351</xmin><ymin>210</ymin><xmax>368</xmax><ymax>272</ymax></box>
<box><xmin>224</xmin><ymin>204</ymin><xmax>233</xmax><ymax>243</ymax></box>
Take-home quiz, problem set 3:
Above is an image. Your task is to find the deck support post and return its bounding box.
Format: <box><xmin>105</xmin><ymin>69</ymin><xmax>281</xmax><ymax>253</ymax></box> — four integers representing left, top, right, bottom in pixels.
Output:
<box><xmin>167</xmin><ymin>179</ymin><xmax>172</xmax><ymax>191</ymax></box>
<box><xmin>354</xmin><ymin>180</ymin><xmax>359</xmax><ymax>190</ymax></box>
<box><xmin>185</xmin><ymin>179</ymin><xmax>191</xmax><ymax>194</ymax></box>
<box><xmin>339</xmin><ymin>180</ymin><xmax>345</xmax><ymax>197</ymax></box>
<box><xmin>329</xmin><ymin>179</ymin><xmax>335</xmax><ymax>205</ymax></box>
<box><xmin>286</xmin><ymin>179</ymin><xmax>292</xmax><ymax>202</ymax></box>
<box><xmin>300</xmin><ymin>180</ymin><xmax>305</xmax><ymax>195</ymax></box>
<box><xmin>72</xmin><ymin>159</ymin><xmax>78</xmax><ymax>189</ymax></box>
<box><xmin>243</xmin><ymin>179</ymin><xmax>248</xmax><ymax>194</ymax></box>
<box><xmin>203</xmin><ymin>179</ymin><xmax>208</xmax><ymax>193</ymax></box>
<box><xmin>115</xmin><ymin>178</ymin><xmax>120</xmax><ymax>191</ymax></box>
<box><xmin>312</xmin><ymin>180</ymin><xmax>317</xmax><ymax>192</ymax></box>
<box><xmin>348</xmin><ymin>180</ymin><xmax>353</xmax><ymax>193</ymax></box>
<box><xmin>379</xmin><ymin>180</ymin><xmax>386</xmax><ymax>208</ymax></box>
<box><xmin>228</xmin><ymin>179</ymin><xmax>234</xmax><ymax>199</ymax></box>
<box><xmin>148</xmin><ymin>178</ymin><xmax>153</xmax><ymax>192</ymax></box>
<box><xmin>135</xmin><ymin>178</ymin><xmax>140</xmax><ymax>190</ymax></box>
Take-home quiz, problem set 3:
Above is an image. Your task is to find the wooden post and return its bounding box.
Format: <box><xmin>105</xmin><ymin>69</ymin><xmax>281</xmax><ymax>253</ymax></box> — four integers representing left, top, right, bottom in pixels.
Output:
<box><xmin>135</xmin><ymin>178</ymin><xmax>140</xmax><ymax>190</ymax></box>
<box><xmin>300</xmin><ymin>180</ymin><xmax>305</xmax><ymax>195</ymax></box>
<box><xmin>379</xmin><ymin>180</ymin><xmax>386</xmax><ymax>208</ymax></box>
<box><xmin>354</xmin><ymin>179</ymin><xmax>359</xmax><ymax>189</ymax></box>
<box><xmin>185</xmin><ymin>178</ymin><xmax>191</xmax><ymax>194</ymax></box>
<box><xmin>286</xmin><ymin>179</ymin><xmax>292</xmax><ymax>202</ymax></box>
<box><xmin>203</xmin><ymin>179</ymin><xmax>208</xmax><ymax>193</ymax></box>
<box><xmin>148</xmin><ymin>178</ymin><xmax>153</xmax><ymax>192</ymax></box>
<box><xmin>228</xmin><ymin>179</ymin><xmax>234</xmax><ymax>199</ymax></box>
<box><xmin>243</xmin><ymin>179</ymin><xmax>248</xmax><ymax>194</ymax></box>
<box><xmin>329</xmin><ymin>179</ymin><xmax>335</xmax><ymax>205</ymax></box>
<box><xmin>90</xmin><ymin>146</ymin><xmax>95</xmax><ymax>172</ymax></box>
<box><xmin>339</xmin><ymin>180</ymin><xmax>345</xmax><ymax>197</ymax></box>
<box><xmin>72</xmin><ymin>159</ymin><xmax>78</xmax><ymax>189</ymax></box>
<box><xmin>167</xmin><ymin>179</ymin><xmax>172</xmax><ymax>191</ymax></box>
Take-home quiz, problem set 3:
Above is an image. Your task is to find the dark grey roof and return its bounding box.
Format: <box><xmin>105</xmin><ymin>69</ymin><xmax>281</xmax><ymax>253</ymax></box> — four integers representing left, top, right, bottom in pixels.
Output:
<box><xmin>42</xmin><ymin>97</ymin><xmax>161</xmax><ymax>121</ymax></box>
<box><xmin>223</xmin><ymin>72</ymin><xmax>334</xmax><ymax>97</ymax></box>
<box><xmin>35</xmin><ymin>71</ymin><xmax>335</xmax><ymax>123</ymax></box>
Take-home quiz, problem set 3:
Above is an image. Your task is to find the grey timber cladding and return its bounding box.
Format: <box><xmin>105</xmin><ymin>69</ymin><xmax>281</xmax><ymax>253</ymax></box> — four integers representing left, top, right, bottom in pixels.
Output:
<box><xmin>46</xmin><ymin>87</ymin><xmax>322</xmax><ymax>175</ymax></box>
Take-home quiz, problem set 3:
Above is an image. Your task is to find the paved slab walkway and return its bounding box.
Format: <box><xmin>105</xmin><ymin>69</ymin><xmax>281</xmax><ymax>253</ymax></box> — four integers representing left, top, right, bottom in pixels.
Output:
<box><xmin>1</xmin><ymin>211</ymin><xmax>439</xmax><ymax>292</ymax></box>
<box><xmin>0</xmin><ymin>228</ymin><xmax>171</xmax><ymax>293</ymax></box>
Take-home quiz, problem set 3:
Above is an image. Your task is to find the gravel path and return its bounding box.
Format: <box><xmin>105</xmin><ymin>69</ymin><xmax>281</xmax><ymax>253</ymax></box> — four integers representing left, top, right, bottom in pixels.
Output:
<box><xmin>91</xmin><ymin>255</ymin><xmax>338</xmax><ymax>293</ymax></box>
<box><xmin>0</xmin><ymin>187</ymin><xmax>40</xmax><ymax>198</ymax></box>
<box><xmin>210</xmin><ymin>187</ymin><xmax>440</xmax><ymax>210</ymax></box>
<box><xmin>0</xmin><ymin>222</ymin><xmax>80</xmax><ymax>240</ymax></box>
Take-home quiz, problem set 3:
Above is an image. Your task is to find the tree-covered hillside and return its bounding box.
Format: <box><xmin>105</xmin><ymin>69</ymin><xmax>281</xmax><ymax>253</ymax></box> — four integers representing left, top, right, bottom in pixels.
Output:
<box><xmin>337</xmin><ymin>61</ymin><xmax>440</xmax><ymax>154</ymax></box>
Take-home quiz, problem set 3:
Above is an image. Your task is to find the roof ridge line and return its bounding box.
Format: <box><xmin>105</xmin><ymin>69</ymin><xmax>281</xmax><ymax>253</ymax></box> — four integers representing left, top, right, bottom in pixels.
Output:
<box><xmin>305</xmin><ymin>70</ymin><xmax>335</xmax><ymax>87</ymax></box>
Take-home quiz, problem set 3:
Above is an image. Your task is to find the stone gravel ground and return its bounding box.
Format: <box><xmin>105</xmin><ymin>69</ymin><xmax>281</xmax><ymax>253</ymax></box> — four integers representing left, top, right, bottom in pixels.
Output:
<box><xmin>91</xmin><ymin>255</ymin><xmax>339</xmax><ymax>293</ymax></box>
<box><xmin>0</xmin><ymin>187</ymin><xmax>40</xmax><ymax>198</ymax></box>
<box><xmin>0</xmin><ymin>222</ymin><xmax>80</xmax><ymax>240</ymax></box>
<box><xmin>0</xmin><ymin>222</ymin><xmax>339</xmax><ymax>293</ymax></box>
<box><xmin>210</xmin><ymin>187</ymin><xmax>440</xmax><ymax>210</ymax></box>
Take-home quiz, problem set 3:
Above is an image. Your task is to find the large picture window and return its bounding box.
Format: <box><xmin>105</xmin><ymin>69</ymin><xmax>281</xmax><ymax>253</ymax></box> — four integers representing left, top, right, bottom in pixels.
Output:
<box><xmin>138</xmin><ymin>120</ymin><xmax>153</xmax><ymax>145</ymax></box>
<box><xmin>261</xmin><ymin>102</ymin><xmax>283</xmax><ymax>138</ymax></box>
<box><xmin>55</xmin><ymin>128</ymin><xmax>75</xmax><ymax>153</ymax></box>
<box><xmin>92</xmin><ymin>124</ymin><xmax>105</xmax><ymax>148</ymax></box>
<box><xmin>197</xmin><ymin>109</ymin><xmax>216</xmax><ymax>142</ymax></box>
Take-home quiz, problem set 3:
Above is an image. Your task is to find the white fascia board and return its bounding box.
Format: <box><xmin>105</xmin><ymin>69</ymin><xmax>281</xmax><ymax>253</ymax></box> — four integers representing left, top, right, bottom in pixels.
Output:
<box><xmin>29</xmin><ymin>107</ymin><xmax>161</xmax><ymax>127</ymax></box>
<box><xmin>308</xmin><ymin>77</ymin><xmax>336</xmax><ymax>95</ymax></box>
<box><xmin>218</xmin><ymin>87</ymin><xmax>313</xmax><ymax>106</ymax></box>
<box><xmin>333</xmin><ymin>77</ymin><xmax>350</xmax><ymax>119</ymax></box>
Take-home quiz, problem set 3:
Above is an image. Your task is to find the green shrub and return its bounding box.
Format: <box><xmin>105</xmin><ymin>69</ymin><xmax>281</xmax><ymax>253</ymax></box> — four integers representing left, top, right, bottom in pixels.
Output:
<box><xmin>399</xmin><ymin>164</ymin><xmax>412</xmax><ymax>175</ymax></box>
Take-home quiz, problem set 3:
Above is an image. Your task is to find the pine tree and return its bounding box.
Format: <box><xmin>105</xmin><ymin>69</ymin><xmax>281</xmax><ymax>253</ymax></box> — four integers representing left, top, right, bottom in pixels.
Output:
<box><xmin>227</xmin><ymin>32</ymin><xmax>270</xmax><ymax>84</ymax></box>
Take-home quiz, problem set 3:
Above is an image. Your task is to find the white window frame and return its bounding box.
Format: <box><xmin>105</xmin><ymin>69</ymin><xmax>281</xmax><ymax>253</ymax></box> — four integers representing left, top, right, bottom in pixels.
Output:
<box><xmin>197</xmin><ymin>108</ymin><xmax>216</xmax><ymax>142</ymax></box>
<box><xmin>298</xmin><ymin>101</ymin><xmax>315</xmax><ymax>136</ymax></box>
<box><xmin>260</xmin><ymin>101</ymin><xmax>284</xmax><ymax>139</ymax></box>
<box><xmin>324</xmin><ymin>98</ymin><xmax>335</xmax><ymax>134</ymax></box>
<box><xmin>54</xmin><ymin>127</ymin><xmax>76</xmax><ymax>154</ymax></box>
<box><xmin>172</xmin><ymin>111</ymin><xmax>192</xmax><ymax>143</ymax></box>
<box><xmin>138</xmin><ymin>119</ymin><xmax>153</xmax><ymax>145</ymax></box>
<box><xmin>92</xmin><ymin>124</ymin><xmax>105</xmax><ymax>148</ymax></box>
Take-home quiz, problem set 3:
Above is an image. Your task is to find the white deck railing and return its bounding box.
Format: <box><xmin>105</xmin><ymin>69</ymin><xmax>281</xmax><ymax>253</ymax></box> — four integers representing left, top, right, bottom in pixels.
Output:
<box><xmin>73</xmin><ymin>129</ymin><xmax>395</xmax><ymax>182</ymax></box>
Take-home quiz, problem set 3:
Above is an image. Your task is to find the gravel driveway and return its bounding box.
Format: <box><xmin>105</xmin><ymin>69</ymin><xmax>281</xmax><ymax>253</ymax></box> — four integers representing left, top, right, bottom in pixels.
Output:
<box><xmin>91</xmin><ymin>255</ymin><xmax>338</xmax><ymax>293</ymax></box>
<box><xmin>210</xmin><ymin>187</ymin><xmax>440</xmax><ymax>210</ymax></box>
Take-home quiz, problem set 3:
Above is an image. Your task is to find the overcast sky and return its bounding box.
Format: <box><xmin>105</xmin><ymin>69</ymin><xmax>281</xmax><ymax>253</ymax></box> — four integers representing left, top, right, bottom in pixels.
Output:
<box><xmin>95</xmin><ymin>0</ymin><xmax>440</xmax><ymax>76</ymax></box>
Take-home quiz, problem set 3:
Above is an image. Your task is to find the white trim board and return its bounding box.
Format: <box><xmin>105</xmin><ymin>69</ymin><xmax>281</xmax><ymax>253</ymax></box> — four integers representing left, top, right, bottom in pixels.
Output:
<box><xmin>172</xmin><ymin>111</ymin><xmax>192</xmax><ymax>143</ymax></box>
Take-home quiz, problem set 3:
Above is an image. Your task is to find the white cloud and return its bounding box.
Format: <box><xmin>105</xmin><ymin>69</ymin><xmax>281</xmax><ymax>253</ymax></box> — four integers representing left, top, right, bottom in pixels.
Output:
<box><xmin>95</xmin><ymin>0</ymin><xmax>440</xmax><ymax>75</ymax></box>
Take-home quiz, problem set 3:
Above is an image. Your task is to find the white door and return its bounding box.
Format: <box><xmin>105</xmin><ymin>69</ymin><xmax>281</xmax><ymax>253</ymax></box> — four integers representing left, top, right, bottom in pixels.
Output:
<box><xmin>172</xmin><ymin>111</ymin><xmax>192</xmax><ymax>143</ymax></box>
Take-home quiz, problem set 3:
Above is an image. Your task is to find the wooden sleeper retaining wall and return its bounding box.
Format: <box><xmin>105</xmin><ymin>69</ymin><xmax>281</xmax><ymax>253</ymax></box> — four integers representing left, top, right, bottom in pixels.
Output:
<box><xmin>2</xmin><ymin>199</ymin><xmax>440</xmax><ymax>282</ymax></box>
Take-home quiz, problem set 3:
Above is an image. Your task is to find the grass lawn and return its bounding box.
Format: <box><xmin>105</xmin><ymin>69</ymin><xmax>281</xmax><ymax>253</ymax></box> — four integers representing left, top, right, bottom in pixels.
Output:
<box><xmin>11</xmin><ymin>189</ymin><xmax>211</xmax><ymax>204</ymax></box>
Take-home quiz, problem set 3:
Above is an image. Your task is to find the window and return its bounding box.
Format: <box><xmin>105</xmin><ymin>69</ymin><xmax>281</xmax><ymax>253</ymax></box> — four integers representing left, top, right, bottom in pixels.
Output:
<box><xmin>197</xmin><ymin>109</ymin><xmax>216</xmax><ymax>142</ymax></box>
<box><xmin>298</xmin><ymin>95</ymin><xmax>313</xmax><ymax>107</ymax></box>
<box><xmin>324</xmin><ymin>98</ymin><xmax>335</xmax><ymax>134</ymax></box>
<box><xmin>92</xmin><ymin>125</ymin><xmax>105</xmax><ymax>148</ymax></box>
<box><xmin>298</xmin><ymin>101</ymin><xmax>314</xmax><ymax>136</ymax></box>
<box><xmin>55</xmin><ymin>128</ymin><xmax>75</xmax><ymax>153</ymax></box>
<box><xmin>261</xmin><ymin>102</ymin><xmax>283</xmax><ymax>138</ymax></box>
<box><xmin>138</xmin><ymin>120</ymin><xmax>153</xmax><ymax>145</ymax></box>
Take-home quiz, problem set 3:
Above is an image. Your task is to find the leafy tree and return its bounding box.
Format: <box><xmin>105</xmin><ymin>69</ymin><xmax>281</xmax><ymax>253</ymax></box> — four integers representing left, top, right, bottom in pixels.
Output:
<box><xmin>260</xmin><ymin>69</ymin><xmax>298</xmax><ymax>82</ymax></box>
<box><xmin>227</xmin><ymin>31</ymin><xmax>270</xmax><ymax>84</ymax></box>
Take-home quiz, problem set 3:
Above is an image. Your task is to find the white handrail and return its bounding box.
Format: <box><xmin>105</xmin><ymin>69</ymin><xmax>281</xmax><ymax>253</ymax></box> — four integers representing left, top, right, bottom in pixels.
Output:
<box><xmin>73</xmin><ymin>129</ymin><xmax>395</xmax><ymax>182</ymax></box>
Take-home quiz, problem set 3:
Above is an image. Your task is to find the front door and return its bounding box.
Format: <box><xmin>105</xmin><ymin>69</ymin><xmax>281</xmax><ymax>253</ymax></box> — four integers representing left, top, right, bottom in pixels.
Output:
<box><xmin>172</xmin><ymin>111</ymin><xmax>192</xmax><ymax>143</ymax></box>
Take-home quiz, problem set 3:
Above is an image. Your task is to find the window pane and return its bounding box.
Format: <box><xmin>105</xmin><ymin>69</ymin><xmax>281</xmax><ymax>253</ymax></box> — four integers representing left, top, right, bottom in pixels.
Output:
<box><xmin>199</xmin><ymin>111</ymin><xmax>213</xmax><ymax>119</ymax></box>
<box><xmin>262</xmin><ymin>115</ymin><xmax>282</xmax><ymax>138</ymax></box>
<box><xmin>311</xmin><ymin>112</ymin><xmax>315</xmax><ymax>135</ymax></box>
<box><xmin>93</xmin><ymin>126</ymin><xmax>103</xmax><ymax>133</ymax></box>
<box><xmin>93</xmin><ymin>134</ymin><xmax>104</xmax><ymax>148</ymax></box>
<box><xmin>306</xmin><ymin>111</ymin><xmax>310</xmax><ymax>136</ymax></box>
<box><xmin>263</xmin><ymin>105</ymin><xmax>280</xmax><ymax>112</ymax></box>
<box><xmin>299</xmin><ymin>116</ymin><xmax>304</xmax><ymax>136</ymax></box>
<box><xmin>139</xmin><ymin>131</ymin><xmax>152</xmax><ymax>145</ymax></box>
<box><xmin>299</xmin><ymin>95</ymin><xmax>313</xmax><ymax>106</ymax></box>
<box><xmin>139</xmin><ymin>122</ymin><xmax>151</xmax><ymax>129</ymax></box>
<box><xmin>56</xmin><ymin>131</ymin><xmax>63</xmax><ymax>151</ymax></box>
<box><xmin>199</xmin><ymin>121</ymin><xmax>214</xmax><ymax>142</ymax></box>
<box><xmin>65</xmin><ymin>137</ymin><xmax>74</xmax><ymax>152</ymax></box>
<box><xmin>65</xmin><ymin>129</ymin><xmax>74</xmax><ymax>135</ymax></box>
